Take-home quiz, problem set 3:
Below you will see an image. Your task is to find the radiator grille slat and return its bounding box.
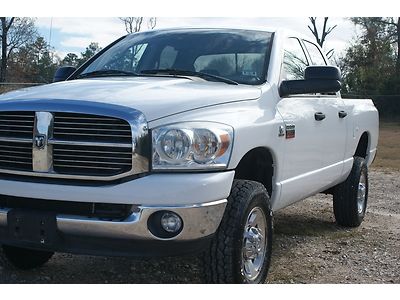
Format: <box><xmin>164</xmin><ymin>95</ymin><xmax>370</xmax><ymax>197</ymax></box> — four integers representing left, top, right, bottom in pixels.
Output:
<box><xmin>52</xmin><ymin>113</ymin><xmax>132</xmax><ymax>177</ymax></box>
<box><xmin>0</xmin><ymin>111</ymin><xmax>34</xmax><ymax>171</ymax></box>
<box><xmin>53</xmin><ymin>112</ymin><xmax>132</xmax><ymax>144</ymax></box>
<box><xmin>53</xmin><ymin>153</ymin><xmax>131</xmax><ymax>161</ymax></box>
<box><xmin>0</xmin><ymin>111</ymin><xmax>34</xmax><ymax>140</ymax></box>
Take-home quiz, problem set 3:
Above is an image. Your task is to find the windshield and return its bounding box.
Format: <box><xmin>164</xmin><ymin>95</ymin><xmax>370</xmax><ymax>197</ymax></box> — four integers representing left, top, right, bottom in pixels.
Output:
<box><xmin>78</xmin><ymin>29</ymin><xmax>273</xmax><ymax>85</ymax></box>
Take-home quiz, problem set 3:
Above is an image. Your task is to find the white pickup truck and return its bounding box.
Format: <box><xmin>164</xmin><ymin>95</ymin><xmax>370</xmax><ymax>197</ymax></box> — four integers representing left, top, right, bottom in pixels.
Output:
<box><xmin>0</xmin><ymin>28</ymin><xmax>378</xmax><ymax>283</ymax></box>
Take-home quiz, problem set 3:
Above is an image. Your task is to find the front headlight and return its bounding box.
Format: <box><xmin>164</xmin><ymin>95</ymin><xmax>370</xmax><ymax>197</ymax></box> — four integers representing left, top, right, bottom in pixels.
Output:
<box><xmin>152</xmin><ymin>122</ymin><xmax>234</xmax><ymax>170</ymax></box>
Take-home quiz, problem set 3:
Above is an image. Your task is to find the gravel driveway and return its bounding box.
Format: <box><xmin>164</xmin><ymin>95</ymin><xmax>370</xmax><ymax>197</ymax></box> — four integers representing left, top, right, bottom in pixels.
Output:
<box><xmin>0</xmin><ymin>169</ymin><xmax>399</xmax><ymax>283</ymax></box>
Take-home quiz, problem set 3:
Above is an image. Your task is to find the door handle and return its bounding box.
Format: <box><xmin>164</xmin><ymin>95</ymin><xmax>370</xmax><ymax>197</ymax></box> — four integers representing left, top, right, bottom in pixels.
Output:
<box><xmin>314</xmin><ymin>112</ymin><xmax>326</xmax><ymax>121</ymax></box>
<box><xmin>338</xmin><ymin>110</ymin><xmax>347</xmax><ymax>118</ymax></box>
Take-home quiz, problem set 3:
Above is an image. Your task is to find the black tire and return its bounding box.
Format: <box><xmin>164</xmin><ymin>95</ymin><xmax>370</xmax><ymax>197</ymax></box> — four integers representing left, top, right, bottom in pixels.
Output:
<box><xmin>333</xmin><ymin>156</ymin><xmax>368</xmax><ymax>227</ymax></box>
<box><xmin>202</xmin><ymin>180</ymin><xmax>273</xmax><ymax>284</ymax></box>
<box><xmin>1</xmin><ymin>245</ymin><xmax>54</xmax><ymax>270</ymax></box>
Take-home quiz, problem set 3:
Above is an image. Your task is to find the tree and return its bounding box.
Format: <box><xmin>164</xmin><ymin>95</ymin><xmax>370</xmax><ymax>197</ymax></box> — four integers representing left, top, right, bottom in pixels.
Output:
<box><xmin>62</xmin><ymin>53</ymin><xmax>79</xmax><ymax>67</ymax></box>
<box><xmin>30</xmin><ymin>37</ymin><xmax>59</xmax><ymax>82</ymax></box>
<box><xmin>77</xmin><ymin>42</ymin><xmax>102</xmax><ymax>66</ymax></box>
<box><xmin>307</xmin><ymin>17</ymin><xmax>337</xmax><ymax>59</ymax></box>
<box><xmin>119</xmin><ymin>17</ymin><xmax>157</xmax><ymax>34</ymax></box>
<box><xmin>148</xmin><ymin>17</ymin><xmax>157</xmax><ymax>30</ymax></box>
<box><xmin>8</xmin><ymin>36</ymin><xmax>59</xmax><ymax>83</ymax></box>
<box><xmin>0</xmin><ymin>17</ymin><xmax>37</xmax><ymax>82</ymax></box>
<box><xmin>120</xmin><ymin>17</ymin><xmax>143</xmax><ymax>34</ymax></box>
<box><xmin>373</xmin><ymin>17</ymin><xmax>400</xmax><ymax>74</ymax></box>
<box><xmin>342</xmin><ymin>18</ymin><xmax>398</xmax><ymax>95</ymax></box>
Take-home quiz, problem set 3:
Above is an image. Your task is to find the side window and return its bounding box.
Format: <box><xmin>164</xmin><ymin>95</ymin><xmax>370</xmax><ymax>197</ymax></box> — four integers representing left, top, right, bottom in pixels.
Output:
<box><xmin>281</xmin><ymin>38</ymin><xmax>309</xmax><ymax>80</ymax></box>
<box><xmin>302</xmin><ymin>41</ymin><xmax>327</xmax><ymax>66</ymax></box>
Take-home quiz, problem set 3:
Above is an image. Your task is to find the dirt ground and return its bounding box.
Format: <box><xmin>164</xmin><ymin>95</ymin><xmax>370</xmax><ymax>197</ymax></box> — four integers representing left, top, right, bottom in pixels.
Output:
<box><xmin>0</xmin><ymin>169</ymin><xmax>398</xmax><ymax>284</ymax></box>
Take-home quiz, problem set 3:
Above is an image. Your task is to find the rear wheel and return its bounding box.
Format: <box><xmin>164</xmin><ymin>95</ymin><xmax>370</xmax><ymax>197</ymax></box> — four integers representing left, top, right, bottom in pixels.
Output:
<box><xmin>1</xmin><ymin>245</ymin><xmax>54</xmax><ymax>270</ymax></box>
<box><xmin>202</xmin><ymin>180</ymin><xmax>273</xmax><ymax>283</ymax></box>
<box><xmin>333</xmin><ymin>156</ymin><xmax>368</xmax><ymax>227</ymax></box>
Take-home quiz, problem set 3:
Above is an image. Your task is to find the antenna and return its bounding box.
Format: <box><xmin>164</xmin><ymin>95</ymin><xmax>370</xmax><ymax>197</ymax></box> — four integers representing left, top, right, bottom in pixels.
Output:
<box><xmin>49</xmin><ymin>17</ymin><xmax>53</xmax><ymax>48</ymax></box>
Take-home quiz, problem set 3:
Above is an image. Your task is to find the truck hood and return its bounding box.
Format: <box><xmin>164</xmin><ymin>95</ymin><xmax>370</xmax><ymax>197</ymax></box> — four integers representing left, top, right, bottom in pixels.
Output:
<box><xmin>0</xmin><ymin>77</ymin><xmax>261</xmax><ymax>121</ymax></box>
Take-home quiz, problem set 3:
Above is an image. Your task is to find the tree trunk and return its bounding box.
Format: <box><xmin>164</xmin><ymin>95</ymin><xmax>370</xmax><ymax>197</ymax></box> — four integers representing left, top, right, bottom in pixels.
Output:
<box><xmin>0</xmin><ymin>18</ymin><xmax>8</xmax><ymax>82</ymax></box>
<box><xmin>396</xmin><ymin>17</ymin><xmax>400</xmax><ymax>74</ymax></box>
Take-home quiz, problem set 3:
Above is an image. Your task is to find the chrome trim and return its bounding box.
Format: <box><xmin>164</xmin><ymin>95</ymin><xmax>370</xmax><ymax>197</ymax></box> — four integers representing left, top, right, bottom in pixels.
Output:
<box><xmin>241</xmin><ymin>206</ymin><xmax>267</xmax><ymax>281</ymax></box>
<box><xmin>0</xmin><ymin>137</ymin><xmax>32</xmax><ymax>143</ymax></box>
<box><xmin>49</xmin><ymin>139</ymin><xmax>132</xmax><ymax>149</ymax></box>
<box><xmin>32</xmin><ymin>112</ymin><xmax>53</xmax><ymax>172</ymax></box>
<box><xmin>57</xmin><ymin>199</ymin><xmax>227</xmax><ymax>241</ymax></box>
<box><xmin>0</xmin><ymin>99</ymin><xmax>150</xmax><ymax>181</ymax></box>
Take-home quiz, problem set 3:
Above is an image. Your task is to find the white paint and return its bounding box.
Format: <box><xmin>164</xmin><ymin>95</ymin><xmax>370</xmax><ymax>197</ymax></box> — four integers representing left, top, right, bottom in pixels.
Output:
<box><xmin>0</xmin><ymin>28</ymin><xmax>379</xmax><ymax>213</ymax></box>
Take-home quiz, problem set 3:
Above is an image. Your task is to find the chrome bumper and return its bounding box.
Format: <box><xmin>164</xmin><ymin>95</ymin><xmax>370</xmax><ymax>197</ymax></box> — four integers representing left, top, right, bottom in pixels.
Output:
<box><xmin>0</xmin><ymin>199</ymin><xmax>227</xmax><ymax>241</ymax></box>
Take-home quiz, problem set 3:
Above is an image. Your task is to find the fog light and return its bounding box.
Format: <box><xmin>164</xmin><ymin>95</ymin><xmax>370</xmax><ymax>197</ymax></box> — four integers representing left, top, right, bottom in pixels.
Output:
<box><xmin>160</xmin><ymin>212</ymin><xmax>182</xmax><ymax>233</ymax></box>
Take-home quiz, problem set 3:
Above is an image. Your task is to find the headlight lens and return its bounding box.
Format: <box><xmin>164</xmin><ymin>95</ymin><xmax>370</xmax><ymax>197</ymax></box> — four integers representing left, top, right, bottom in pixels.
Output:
<box><xmin>159</xmin><ymin>129</ymin><xmax>192</xmax><ymax>162</ymax></box>
<box><xmin>152</xmin><ymin>122</ymin><xmax>233</xmax><ymax>170</ymax></box>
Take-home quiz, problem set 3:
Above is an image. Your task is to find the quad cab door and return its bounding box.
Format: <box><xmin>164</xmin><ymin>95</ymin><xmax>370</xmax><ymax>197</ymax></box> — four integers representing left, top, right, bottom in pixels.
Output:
<box><xmin>275</xmin><ymin>37</ymin><xmax>347</xmax><ymax>210</ymax></box>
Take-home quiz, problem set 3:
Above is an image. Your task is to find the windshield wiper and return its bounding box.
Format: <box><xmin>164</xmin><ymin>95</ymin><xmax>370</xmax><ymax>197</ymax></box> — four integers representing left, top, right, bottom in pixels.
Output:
<box><xmin>140</xmin><ymin>69</ymin><xmax>238</xmax><ymax>85</ymax></box>
<box><xmin>75</xmin><ymin>69</ymin><xmax>140</xmax><ymax>79</ymax></box>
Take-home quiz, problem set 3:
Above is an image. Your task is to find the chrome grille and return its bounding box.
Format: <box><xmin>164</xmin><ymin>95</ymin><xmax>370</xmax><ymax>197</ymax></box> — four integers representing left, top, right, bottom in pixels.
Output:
<box><xmin>0</xmin><ymin>111</ymin><xmax>34</xmax><ymax>139</ymax></box>
<box><xmin>53</xmin><ymin>144</ymin><xmax>132</xmax><ymax>177</ymax></box>
<box><xmin>0</xmin><ymin>140</ymin><xmax>33</xmax><ymax>171</ymax></box>
<box><xmin>0</xmin><ymin>108</ymin><xmax>148</xmax><ymax>181</ymax></box>
<box><xmin>53</xmin><ymin>112</ymin><xmax>132</xmax><ymax>143</ymax></box>
<box><xmin>0</xmin><ymin>111</ymin><xmax>34</xmax><ymax>171</ymax></box>
<box><xmin>52</xmin><ymin>113</ymin><xmax>133</xmax><ymax>177</ymax></box>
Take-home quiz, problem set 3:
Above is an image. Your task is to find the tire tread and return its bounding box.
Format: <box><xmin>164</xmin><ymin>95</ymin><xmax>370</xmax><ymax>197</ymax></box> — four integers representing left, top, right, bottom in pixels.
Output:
<box><xmin>202</xmin><ymin>180</ymin><xmax>272</xmax><ymax>283</ymax></box>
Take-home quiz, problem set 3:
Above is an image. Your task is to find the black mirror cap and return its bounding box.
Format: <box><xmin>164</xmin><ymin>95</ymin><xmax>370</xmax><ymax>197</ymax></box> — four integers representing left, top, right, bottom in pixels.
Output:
<box><xmin>305</xmin><ymin>66</ymin><xmax>341</xmax><ymax>81</ymax></box>
<box><xmin>279</xmin><ymin>79</ymin><xmax>341</xmax><ymax>97</ymax></box>
<box><xmin>53</xmin><ymin>66</ymin><xmax>77</xmax><ymax>83</ymax></box>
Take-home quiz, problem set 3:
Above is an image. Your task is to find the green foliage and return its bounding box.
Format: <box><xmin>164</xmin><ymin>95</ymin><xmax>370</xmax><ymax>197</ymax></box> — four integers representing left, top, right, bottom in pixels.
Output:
<box><xmin>342</xmin><ymin>17</ymin><xmax>400</xmax><ymax>95</ymax></box>
<box><xmin>61</xmin><ymin>43</ymin><xmax>102</xmax><ymax>68</ymax></box>
<box><xmin>7</xmin><ymin>36</ymin><xmax>59</xmax><ymax>83</ymax></box>
<box><xmin>77</xmin><ymin>42</ymin><xmax>102</xmax><ymax>66</ymax></box>
<box><xmin>6</xmin><ymin>39</ymin><xmax>102</xmax><ymax>83</ymax></box>
<box><xmin>61</xmin><ymin>53</ymin><xmax>79</xmax><ymax>67</ymax></box>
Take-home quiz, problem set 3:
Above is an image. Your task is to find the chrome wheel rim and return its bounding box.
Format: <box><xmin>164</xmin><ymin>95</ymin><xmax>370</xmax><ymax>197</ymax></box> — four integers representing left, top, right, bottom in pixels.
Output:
<box><xmin>241</xmin><ymin>207</ymin><xmax>267</xmax><ymax>281</ymax></box>
<box><xmin>357</xmin><ymin>171</ymin><xmax>367</xmax><ymax>214</ymax></box>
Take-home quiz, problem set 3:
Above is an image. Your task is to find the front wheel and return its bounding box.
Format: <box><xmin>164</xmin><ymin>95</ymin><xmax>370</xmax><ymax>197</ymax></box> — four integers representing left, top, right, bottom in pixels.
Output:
<box><xmin>202</xmin><ymin>180</ymin><xmax>273</xmax><ymax>283</ymax></box>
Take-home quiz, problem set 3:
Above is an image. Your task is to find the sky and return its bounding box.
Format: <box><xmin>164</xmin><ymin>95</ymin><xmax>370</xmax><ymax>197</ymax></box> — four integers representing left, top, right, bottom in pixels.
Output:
<box><xmin>35</xmin><ymin>17</ymin><xmax>359</xmax><ymax>59</ymax></box>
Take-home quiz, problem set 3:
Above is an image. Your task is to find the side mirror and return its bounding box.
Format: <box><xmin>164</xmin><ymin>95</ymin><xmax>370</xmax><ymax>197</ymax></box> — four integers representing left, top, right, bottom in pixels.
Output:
<box><xmin>53</xmin><ymin>66</ymin><xmax>77</xmax><ymax>82</ymax></box>
<box><xmin>279</xmin><ymin>66</ymin><xmax>341</xmax><ymax>97</ymax></box>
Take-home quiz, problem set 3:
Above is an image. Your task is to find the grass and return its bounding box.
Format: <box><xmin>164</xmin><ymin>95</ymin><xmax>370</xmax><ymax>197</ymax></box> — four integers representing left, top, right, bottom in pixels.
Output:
<box><xmin>373</xmin><ymin>121</ymin><xmax>400</xmax><ymax>170</ymax></box>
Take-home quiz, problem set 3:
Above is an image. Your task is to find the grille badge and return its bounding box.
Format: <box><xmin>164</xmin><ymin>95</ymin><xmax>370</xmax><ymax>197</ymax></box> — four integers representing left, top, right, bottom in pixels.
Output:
<box><xmin>32</xmin><ymin>112</ymin><xmax>53</xmax><ymax>172</ymax></box>
<box><xmin>34</xmin><ymin>134</ymin><xmax>47</xmax><ymax>149</ymax></box>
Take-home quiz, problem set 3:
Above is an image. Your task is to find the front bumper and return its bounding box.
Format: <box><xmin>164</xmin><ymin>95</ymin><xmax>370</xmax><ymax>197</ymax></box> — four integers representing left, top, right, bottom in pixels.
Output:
<box><xmin>0</xmin><ymin>171</ymin><xmax>235</xmax><ymax>206</ymax></box>
<box><xmin>0</xmin><ymin>172</ymin><xmax>234</xmax><ymax>256</ymax></box>
<box><xmin>0</xmin><ymin>199</ymin><xmax>227</xmax><ymax>256</ymax></box>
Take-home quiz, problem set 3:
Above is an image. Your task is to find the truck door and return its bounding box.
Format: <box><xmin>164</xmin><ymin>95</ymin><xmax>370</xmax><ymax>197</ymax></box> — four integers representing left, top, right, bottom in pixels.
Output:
<box><xmin>275</xmin><ymin>37</ymin><xmax>347</xmax><ymax>210</ymax></box>
<box><xmin>301</xmin><ymin>40</ymin><xmax>348</xmax><ymax>183</ymax></box>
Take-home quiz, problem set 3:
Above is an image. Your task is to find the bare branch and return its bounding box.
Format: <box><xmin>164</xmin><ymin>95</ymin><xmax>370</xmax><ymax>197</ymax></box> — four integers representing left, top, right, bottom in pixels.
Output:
<box><xmin>307</xmin><ymin>17</ymin><xmax>337</xmax><ymax>48</ymax></box>
<box><xmin>119</xmin><ymin>17</ymin><xmax>143</xmax><ymax>34</ymax></box>
<box><xmin>375</xmin><ymin>19</ymin><xmax>397</xmax><ymax>26</ymax></box>
<box><xmin>6</xmin><ymin>17</ymin><xmax>15</xmax><ymax>31</ymax></box>
<box><xmin>326</xmin><ymin>24</ymin><xmax>337</xmax><ymax>35</ymax></box>
<box><xmin>325</xmin><ymin>48</ymin><xmax>335</xmax><ymax>60</ymax></box>
<box><xmin>1</xmin><ymin>17</ymin><xmax>37</xmax><ymax>82</ymax></box>
<box><xmin>148</xmin><ymin>17</ymin><xmax>157</xmax><ymax>30</ymax></box>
